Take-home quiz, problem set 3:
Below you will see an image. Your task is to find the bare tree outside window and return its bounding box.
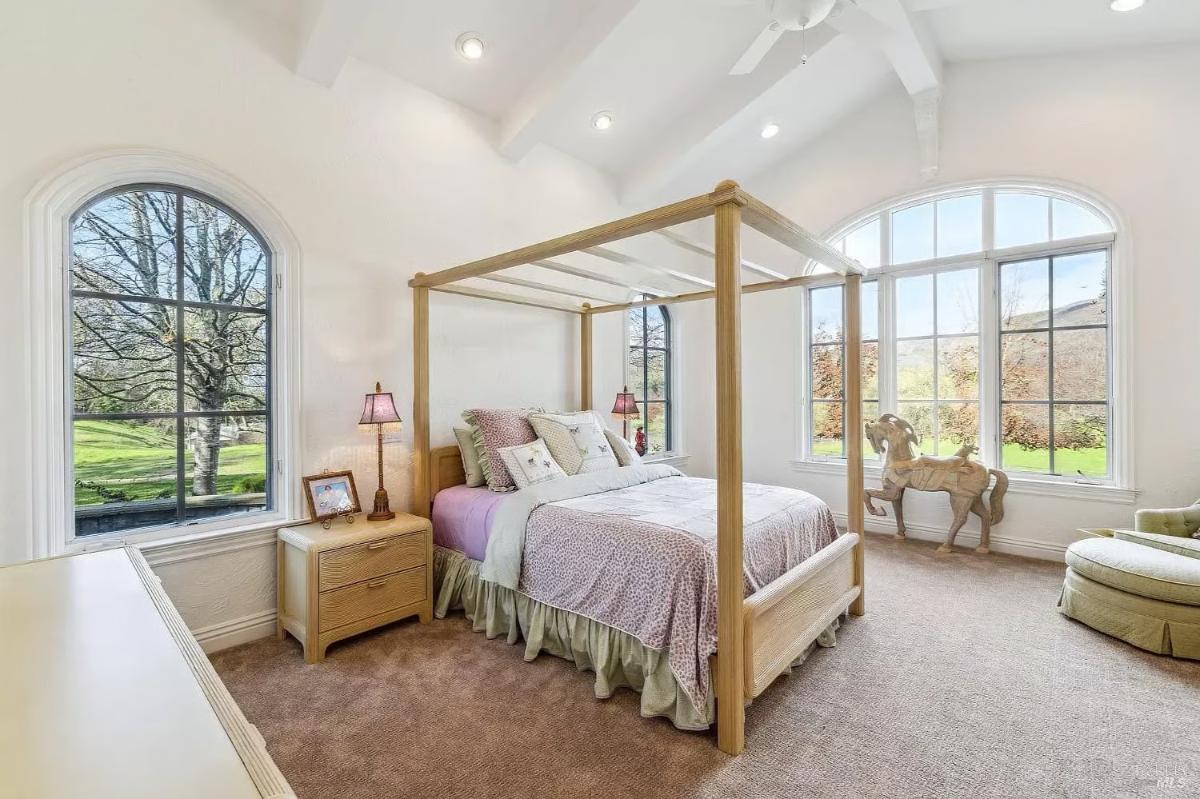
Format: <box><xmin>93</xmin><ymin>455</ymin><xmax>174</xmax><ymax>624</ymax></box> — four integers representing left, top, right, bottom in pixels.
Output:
<box><xmin>627</xmin><ymin>300</ymin><xmax>671</xmax><ymax>454</ymax></box>
<box><xmin>70</xmin><ymin>186</ymin><xmax>272</xmax><ymax>536</ymax></box>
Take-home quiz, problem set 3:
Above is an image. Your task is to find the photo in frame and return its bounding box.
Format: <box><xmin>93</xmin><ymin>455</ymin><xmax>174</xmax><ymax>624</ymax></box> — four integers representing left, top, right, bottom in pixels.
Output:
<box><xmin>302</xmin><ymin>470</ymin><xmax>361</xmax><ymax>524</ymax></box>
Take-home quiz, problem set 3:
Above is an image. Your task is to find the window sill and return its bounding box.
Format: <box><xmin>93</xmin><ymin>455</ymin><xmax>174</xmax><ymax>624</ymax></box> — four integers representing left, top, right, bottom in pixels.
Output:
<box><xmin>67</xmin><ymin>512</ymin><xmax>303</xmax><ymax>565</ymax></box>
<box><xmin>791</xmin><ymin>458</ymin><xmax>884</xmax><ymax>478</ymax></box>
<box><xmin>789</xmin><ymin>458</ymin><xmax>1136</xmax><ymax>504</ymax></box>
<box><xmin>643</xmin><ymin>452</ymin><xmax>690</xmax><ymax>468</ymax></box>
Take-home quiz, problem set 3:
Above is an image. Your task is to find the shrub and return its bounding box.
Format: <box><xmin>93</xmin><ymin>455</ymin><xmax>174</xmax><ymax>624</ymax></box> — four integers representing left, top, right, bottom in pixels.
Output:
<box><xmin>234</xmin><ymin>474</ymin><xmax>266</xmax><ymax>494</ymax></box>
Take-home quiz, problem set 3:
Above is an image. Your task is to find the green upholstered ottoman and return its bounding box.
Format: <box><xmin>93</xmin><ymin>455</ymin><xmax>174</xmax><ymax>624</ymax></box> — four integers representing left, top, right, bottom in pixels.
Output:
<box><xmin>1058</xmin><ymin>537</ymin><xmax>1200</xmax><ymax>659</ymax></box>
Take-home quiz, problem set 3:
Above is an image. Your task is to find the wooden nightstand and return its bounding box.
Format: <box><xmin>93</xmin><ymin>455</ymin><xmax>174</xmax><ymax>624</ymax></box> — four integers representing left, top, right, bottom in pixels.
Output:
<box><xmin>276</xmin><ymin>514</ymin><xmax>433</xmax><ymax>663</ymax></box>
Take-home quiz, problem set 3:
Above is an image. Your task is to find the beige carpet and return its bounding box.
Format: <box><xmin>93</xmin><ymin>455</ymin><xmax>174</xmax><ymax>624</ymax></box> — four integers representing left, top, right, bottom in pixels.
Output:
<box><xmin>212</xmin><ymin>534</ymin><xmax>1200</xmax><ymax>799</ymax></box>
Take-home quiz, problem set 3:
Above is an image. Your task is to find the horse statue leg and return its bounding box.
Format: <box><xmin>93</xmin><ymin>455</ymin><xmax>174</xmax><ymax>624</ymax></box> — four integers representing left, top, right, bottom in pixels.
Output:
<box><xmin>865</xmin><ymin>480</ymin><xmax>901</xmax><ymax>518</ymax></box>
<box><xmin>891</xmin><ymin>486</ymin><xmax>906</xmax><ymax>539</ymax></box>
<box><xmin>938</xmin><ymin>493</ymin><xmax>973</xmax><ymax>553</ymax></box>
<box><xmin>970</xmin><ymin>496</ymin><xmax>991</xmax><ymax>554</ymax></box>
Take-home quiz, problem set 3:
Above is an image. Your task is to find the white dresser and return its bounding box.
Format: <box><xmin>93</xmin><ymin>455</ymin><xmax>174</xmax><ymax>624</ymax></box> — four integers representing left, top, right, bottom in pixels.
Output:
<box><xmin>0</xmin><ymin>547</ymin><xmax>294</xmax><ymax>799</ymax></box>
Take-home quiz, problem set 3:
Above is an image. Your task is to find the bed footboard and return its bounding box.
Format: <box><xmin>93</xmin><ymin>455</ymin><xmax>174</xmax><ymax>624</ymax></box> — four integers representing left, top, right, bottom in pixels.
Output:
<box><xmin>742</xmin><ymin>533</ymin><xmax>861</xmax><ymax>698</ymax></box>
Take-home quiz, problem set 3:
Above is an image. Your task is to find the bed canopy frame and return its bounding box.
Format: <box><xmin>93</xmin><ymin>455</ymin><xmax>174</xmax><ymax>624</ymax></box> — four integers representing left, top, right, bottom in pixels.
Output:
<box><xmin>410</xmin><ymin>180</ymin><xmax>865</xmax><ymax>755</ymax></box>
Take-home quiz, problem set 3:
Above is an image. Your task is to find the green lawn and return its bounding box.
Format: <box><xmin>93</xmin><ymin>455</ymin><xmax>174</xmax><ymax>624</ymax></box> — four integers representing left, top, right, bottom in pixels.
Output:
<box><xmin>813</xmin><ymin>437</ymin><xmax>1107</xmax><ymax>478</ymax></box>
<box><xmin>74</xmin><ymin>419</ymin><xmax>266</xmax><ymax>505</ymax></box>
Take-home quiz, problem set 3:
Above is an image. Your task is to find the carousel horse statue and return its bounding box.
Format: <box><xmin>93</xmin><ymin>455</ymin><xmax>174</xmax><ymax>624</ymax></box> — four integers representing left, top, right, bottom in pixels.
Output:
<box><xmin>863</xmin><ymin>414</ymin><xmax>1008</xmax><ymax>554</ymax></box>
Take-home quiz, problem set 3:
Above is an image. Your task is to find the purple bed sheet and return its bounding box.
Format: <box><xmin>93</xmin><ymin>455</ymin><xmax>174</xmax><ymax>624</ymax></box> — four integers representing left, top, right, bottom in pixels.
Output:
<box><xmin>432</xmin><ymin>484</ymin><xmax>505</xmax><ymax>561</ymax></box>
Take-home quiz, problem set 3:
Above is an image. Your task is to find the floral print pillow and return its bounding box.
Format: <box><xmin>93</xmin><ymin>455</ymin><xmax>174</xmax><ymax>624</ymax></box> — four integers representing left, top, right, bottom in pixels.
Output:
<box><xmin>462</xmin><ymin>407</ymin><xmax>541</xmax><ymax>492</ymax></box>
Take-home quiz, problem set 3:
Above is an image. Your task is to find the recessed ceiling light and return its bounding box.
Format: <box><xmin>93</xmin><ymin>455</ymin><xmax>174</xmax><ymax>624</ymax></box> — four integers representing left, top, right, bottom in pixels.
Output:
<box><xmin>456</xmin><ymin>32</ymin><xmax>484</xmax><ymax>60</ymax></box>
<box><xmin>761</xmin><ymin>123</ymin><xmax>780</xmax><ymax>140</ymax></box>
<box><xmin>1110</xmin><ymin>0</ymin><xmax>1145</xmax><ymax>10</ymax></box>
<box><xmin>591</xmin><ymin>111</ymin><xmax>614</xmax><ymax>131</ymax></box>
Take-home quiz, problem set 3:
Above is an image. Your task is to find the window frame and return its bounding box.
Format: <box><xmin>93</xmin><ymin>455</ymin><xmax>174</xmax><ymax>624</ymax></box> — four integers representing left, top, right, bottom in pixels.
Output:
<box><xmin>796</xmin><ymin>182</ymin><xmax>1131</xmax><ymax>499</ymax></box>
<box><xmin>24</xmin><ymin>149</ymin><xmax>304</xmax><ymax>559</ymax></box>
<box><xmin>68</xmin><ymin>183</ymin><xmax>276</xmax><ymax>540</ymax></box>
<box><xmin>997</xmin><ymin>246</ymin><xmax>1113</xmax><ymax>481</ymax></box>
<box><xmin>626</xmin><ymin>299</ymin><xmax>673</xmax><ymax>455</ymax></box>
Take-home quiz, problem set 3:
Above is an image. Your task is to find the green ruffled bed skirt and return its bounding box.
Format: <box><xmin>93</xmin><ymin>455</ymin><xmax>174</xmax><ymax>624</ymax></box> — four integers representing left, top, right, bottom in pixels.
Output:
<box><xmin>433</xmin><ymin>546</ymin><xmax>837</xmax><ymax>731</ymax></box>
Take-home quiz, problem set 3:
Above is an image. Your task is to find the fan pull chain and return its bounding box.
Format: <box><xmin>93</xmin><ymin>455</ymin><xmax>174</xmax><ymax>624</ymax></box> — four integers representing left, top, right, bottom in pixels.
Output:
<box><xmin>801</xmin><ymin>25</ymin><xmax>808</xmax><ymax>65</ymax></box>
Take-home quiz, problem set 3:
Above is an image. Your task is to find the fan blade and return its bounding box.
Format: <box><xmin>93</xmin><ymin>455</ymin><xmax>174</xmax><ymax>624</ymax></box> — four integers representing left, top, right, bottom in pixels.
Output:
<box><xmin>729</xmin><ymin>22</ymin><xmax>784</xmax><ymax>75</ymax></box>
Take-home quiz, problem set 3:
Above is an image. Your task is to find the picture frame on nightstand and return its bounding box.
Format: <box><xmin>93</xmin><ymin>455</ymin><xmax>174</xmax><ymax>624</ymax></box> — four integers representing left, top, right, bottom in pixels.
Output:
<box><xmin>302</xmin><ymin>470</ymin><xmax>361</xmax><ymax>527</ymax></box>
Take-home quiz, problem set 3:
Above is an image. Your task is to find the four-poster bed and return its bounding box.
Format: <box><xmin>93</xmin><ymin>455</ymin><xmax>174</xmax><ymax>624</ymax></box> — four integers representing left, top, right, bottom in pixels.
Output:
<box><xmin>410</xmin><ymin>181</ymin><xmax>865</xmax><ymax>755</ymax></box>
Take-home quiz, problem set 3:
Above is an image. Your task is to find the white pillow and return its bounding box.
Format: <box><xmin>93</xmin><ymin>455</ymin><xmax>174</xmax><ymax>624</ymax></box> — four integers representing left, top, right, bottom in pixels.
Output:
<box><xmin>604</xmin><ymin>429</ymin><xmax>642</xmax><ymax>467</ymax></box>
<box><xmin>589</xmin><ymin>411</ymin><xmax>642</xmax><ymax>467</ymax></box>
<box><xmin>453</xmin><ymin>427</ymin><xmax>485</xmax><ymax>487</ymax></box>
<box><xmin>497</xmin><ymin>439</ymin><xmax>567</xmax><ymax>489</ymax></box>
<box><xmin>528</xmin><ymin>411</ymin><xmax>619</xmax><ymax>475</ymax></box>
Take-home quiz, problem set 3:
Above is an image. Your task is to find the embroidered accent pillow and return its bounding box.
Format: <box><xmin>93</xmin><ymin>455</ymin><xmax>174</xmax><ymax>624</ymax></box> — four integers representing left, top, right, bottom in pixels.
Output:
<box><xmin>497</xmin><ymin>439</ymin><xmax>567</xmax><ymax>490</ymax></box>
<box><xmin>462</xmin><ymin>408</ymin><xmax>541</xmax><ymax>492</ymax></box>
<box><xmin>589</xmin><ymin>411</ymin><xmax>642</xmax><ymax>467</ymax></box>
<box><xmin>605</xmin><ymin>429</ymin><xmax>643</xmax><ymax>467</ymax></box>
<box><xmin>528</xmin><ymin>411</ymin><xmax>618</xmax><ymax>475</ymax></box>
<box><xmin>453</xmin><ymin>427</ymin><xmax>485</xmax><ymax>487</ymax></box>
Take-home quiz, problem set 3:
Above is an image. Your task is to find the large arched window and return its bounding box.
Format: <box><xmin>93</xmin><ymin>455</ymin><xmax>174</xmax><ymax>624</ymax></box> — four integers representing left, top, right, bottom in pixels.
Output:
<box><xmin>802</xmin><ymin>183</ymin><xmax>1125</xmax><ymax>490</ymax></box>
<box><xmin>70</xmin><ymin>185</ymin><xmax>273</xmax><ymax>536</ymax></box>
<box><xmin>627</xmin><ymin>300</ymin><xmax>672</xmax><ymax>455</ymax></box>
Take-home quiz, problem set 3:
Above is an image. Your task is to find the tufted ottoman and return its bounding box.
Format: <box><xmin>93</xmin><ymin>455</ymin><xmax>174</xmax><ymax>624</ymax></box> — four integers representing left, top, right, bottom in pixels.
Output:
<box><xmin>1058</xmin><ymin>535</ymin><xmax>1200</xmax><ymax>659</ymax></box>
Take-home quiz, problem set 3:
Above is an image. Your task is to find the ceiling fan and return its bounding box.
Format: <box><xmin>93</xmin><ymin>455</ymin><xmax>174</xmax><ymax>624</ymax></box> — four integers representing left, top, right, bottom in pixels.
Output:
<box><xmin>728</xmin><ymin>0</ymin><xmax>853</xmax><ymax>75</ymax></box>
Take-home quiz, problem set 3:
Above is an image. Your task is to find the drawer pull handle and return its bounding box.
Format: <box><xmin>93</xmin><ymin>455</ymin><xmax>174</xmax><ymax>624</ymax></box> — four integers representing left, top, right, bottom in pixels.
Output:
<box><xmin>366</xmin><ymin>579</ymin><xmax>389</xmax><ymax>589</ymax></box>
<box><xmin>366</xmin><ymin>540</ymin><xmax>392</xmax><ymax>550</ymax></box>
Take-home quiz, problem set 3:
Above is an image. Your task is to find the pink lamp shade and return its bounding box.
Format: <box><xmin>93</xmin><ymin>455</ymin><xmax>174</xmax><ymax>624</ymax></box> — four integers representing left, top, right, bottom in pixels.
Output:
<box><xmin>611</xmin><ymin>386</ymin><xmax>640</xmax><ymax>418</ymax></box>
<box><xmin>359</xmin><ymin>382</ymin><xmax>402</xmax><ymax>426</ymax></box>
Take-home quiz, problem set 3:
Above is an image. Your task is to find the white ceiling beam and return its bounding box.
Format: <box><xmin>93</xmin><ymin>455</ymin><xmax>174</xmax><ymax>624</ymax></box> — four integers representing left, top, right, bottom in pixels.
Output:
<box><xmin>912</xmin><ymin>87</ymin><xmax>941</xmax><ymax>181</ymax></box>
<box><xmin>903</xmin><ymin>0</ymin><xmax>986</xmax><ymax>11</ymax></box>
<box><xmin>621</xmin><ymin>26</ymin><xmax>843</xmax><ymax>204</ymax></box>
<box><xmin>830</xmin><ymin>0</ymin><xmax>941</xmax><ymax>95</ymax></box>
<box><xmin>294</xmin><ymin>0</ymin><xmax>376</xmax><ymax>87</ymax></box>
<box><xmin>829</xmin><ymin>0</ymin><xmax>943</xmax><ymax>178</ymax></box>
<box><xmin>498</xmin><ymin>0</ymin><xmax>642</xmax><ymax>160</ymax></box>
<box><xmin>655</xmin><ymin>230</ymin><xmax>788</xmax><ymax>281</ymax></box>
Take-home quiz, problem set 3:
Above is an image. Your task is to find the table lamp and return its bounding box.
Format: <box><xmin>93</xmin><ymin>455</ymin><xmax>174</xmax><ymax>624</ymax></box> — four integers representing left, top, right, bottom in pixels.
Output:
<box><xmin>611</xmin><ymin>386</ymin><xmax>640</xmax><ymax>442</ymax></box>
<box><xmin>359</xmin><ymin>381</ymin><xmax>402</xmax><ymax>521</ymax></box>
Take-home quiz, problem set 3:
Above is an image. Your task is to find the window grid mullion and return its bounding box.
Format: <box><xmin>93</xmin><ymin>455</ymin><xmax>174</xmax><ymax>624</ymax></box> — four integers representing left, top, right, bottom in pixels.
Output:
<box><xmin>1047</xmin><ymin>256</ymin><xmax>1057</xmax><ymax>476</ymax></box>
<box><xmin>931</xmin><ymin>276</ymin><xmax>940</xmax><ymax>454</ymax></box>
<box><xmin>174</xmin><ymin>190</ymin><xmax>186</xmax><ymax>525</ymax></box>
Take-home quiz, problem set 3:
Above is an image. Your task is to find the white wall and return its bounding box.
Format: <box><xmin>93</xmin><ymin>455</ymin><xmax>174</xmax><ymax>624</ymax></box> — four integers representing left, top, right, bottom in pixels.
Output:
<box><xmin>681</xmin><ymin>44</ymin><xmax>1200</xmax><ymax>558</ymax></box>
<box><xmin>1</xmin><ymin>0</ymin><xmax>630</xmax><ymax>647</ymax></box>
<box><xmin>7</xmin><ymin>1</ymin><xmax>1197</xmax><ymax>650</ymax></box>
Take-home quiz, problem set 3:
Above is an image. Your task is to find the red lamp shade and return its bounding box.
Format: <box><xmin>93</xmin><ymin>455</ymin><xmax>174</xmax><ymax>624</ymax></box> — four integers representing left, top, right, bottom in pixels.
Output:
<box><xmin>611</xmin><ymin>386</ymin><xmax>640</xmax><ymax>418</ymax></box>
<box><xmin>359</xmin><ymin>382</ymin><xmax>402</xmax><ymax>425</ymax></box>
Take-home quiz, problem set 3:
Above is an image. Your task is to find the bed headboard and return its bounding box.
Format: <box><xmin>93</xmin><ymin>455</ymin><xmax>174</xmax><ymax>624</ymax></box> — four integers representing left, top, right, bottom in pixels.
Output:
<box><xmin>429</xmin><ymin>445</ymin><xmax>466</xmax><ymax>498</ymax></box>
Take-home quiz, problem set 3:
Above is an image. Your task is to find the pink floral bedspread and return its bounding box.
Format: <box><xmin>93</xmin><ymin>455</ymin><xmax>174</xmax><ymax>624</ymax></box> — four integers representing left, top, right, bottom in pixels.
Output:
<box><xmin>516</xmin><ymin>475</ymin><xmax>838</xmax><ymax>717</ymax></box>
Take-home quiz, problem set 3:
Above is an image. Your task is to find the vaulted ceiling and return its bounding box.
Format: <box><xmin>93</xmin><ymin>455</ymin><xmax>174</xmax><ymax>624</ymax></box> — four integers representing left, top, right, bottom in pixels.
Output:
<box><xmin>250</xmin><ymin>0</ymin><xmax>1200</xmax><ymax>208</ymax></box>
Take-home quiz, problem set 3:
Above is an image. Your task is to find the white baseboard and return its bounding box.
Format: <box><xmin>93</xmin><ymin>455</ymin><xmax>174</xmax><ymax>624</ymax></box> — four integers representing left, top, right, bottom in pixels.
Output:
<box><xmin>193</xmin><ymin>608</ymin><xmax>277</xmax><ymax>654</ymax></box>
<box><xmin>832</xmin><ymin>511</ymin><xmax>1068</xmax><ymax>562</ymax></box>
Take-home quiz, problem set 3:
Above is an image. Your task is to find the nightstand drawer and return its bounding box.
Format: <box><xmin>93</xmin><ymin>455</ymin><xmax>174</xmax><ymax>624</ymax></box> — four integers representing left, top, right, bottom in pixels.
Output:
<box><xmin>318</xmin><ymin>532</ymin><xmax>426</xmax><ymax>591</ymax></box>
<box><xmin>319</xmin><ymin>566</ymin><xmax>427</xmax><ymax>630</ymax></box>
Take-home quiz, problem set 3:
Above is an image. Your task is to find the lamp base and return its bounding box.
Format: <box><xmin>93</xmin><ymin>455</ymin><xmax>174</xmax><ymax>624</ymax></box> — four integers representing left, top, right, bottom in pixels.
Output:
<box><xmin>367</xmin><ymin>488</ymin><xmax>395</xmax><ymax>522</ymax></box>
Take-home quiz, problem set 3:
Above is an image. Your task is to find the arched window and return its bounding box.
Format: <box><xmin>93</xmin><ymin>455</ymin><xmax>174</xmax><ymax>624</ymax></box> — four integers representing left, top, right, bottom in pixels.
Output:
<box><xmin>70</xmin><ymin>185</ymin><xmax>273</xmax><ymax>536</ymax></box>
<box><xmin>627</xmin><ymin>300</ymin><xmax>672</xmax><ymax>455</ymax></box>
<box><xmin>803</xmin><ymin>183</ymin><xmax>1124</xmax><ymax>489</ymax></box>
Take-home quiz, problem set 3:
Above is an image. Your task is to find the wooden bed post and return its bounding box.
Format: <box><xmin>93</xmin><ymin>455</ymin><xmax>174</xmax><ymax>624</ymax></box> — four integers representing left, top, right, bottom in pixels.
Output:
<box><xmin>713</xmin><ymin>181</ymin><xmax>745</xmax><ymax>755</ymax></box>
<box><xmin>413</xmin><ymin>281</ymin><xmax>431</xmax><ymax>519</ymax></box>
<box><xmin>845</xmin><ymin>274</ymin><xmax>866</xmax><ymax>615</ymax></box>
<box><xmin>580</xmin><ymin>304</ymin><xmax>593</xmax><ymax>411</ymax></box>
